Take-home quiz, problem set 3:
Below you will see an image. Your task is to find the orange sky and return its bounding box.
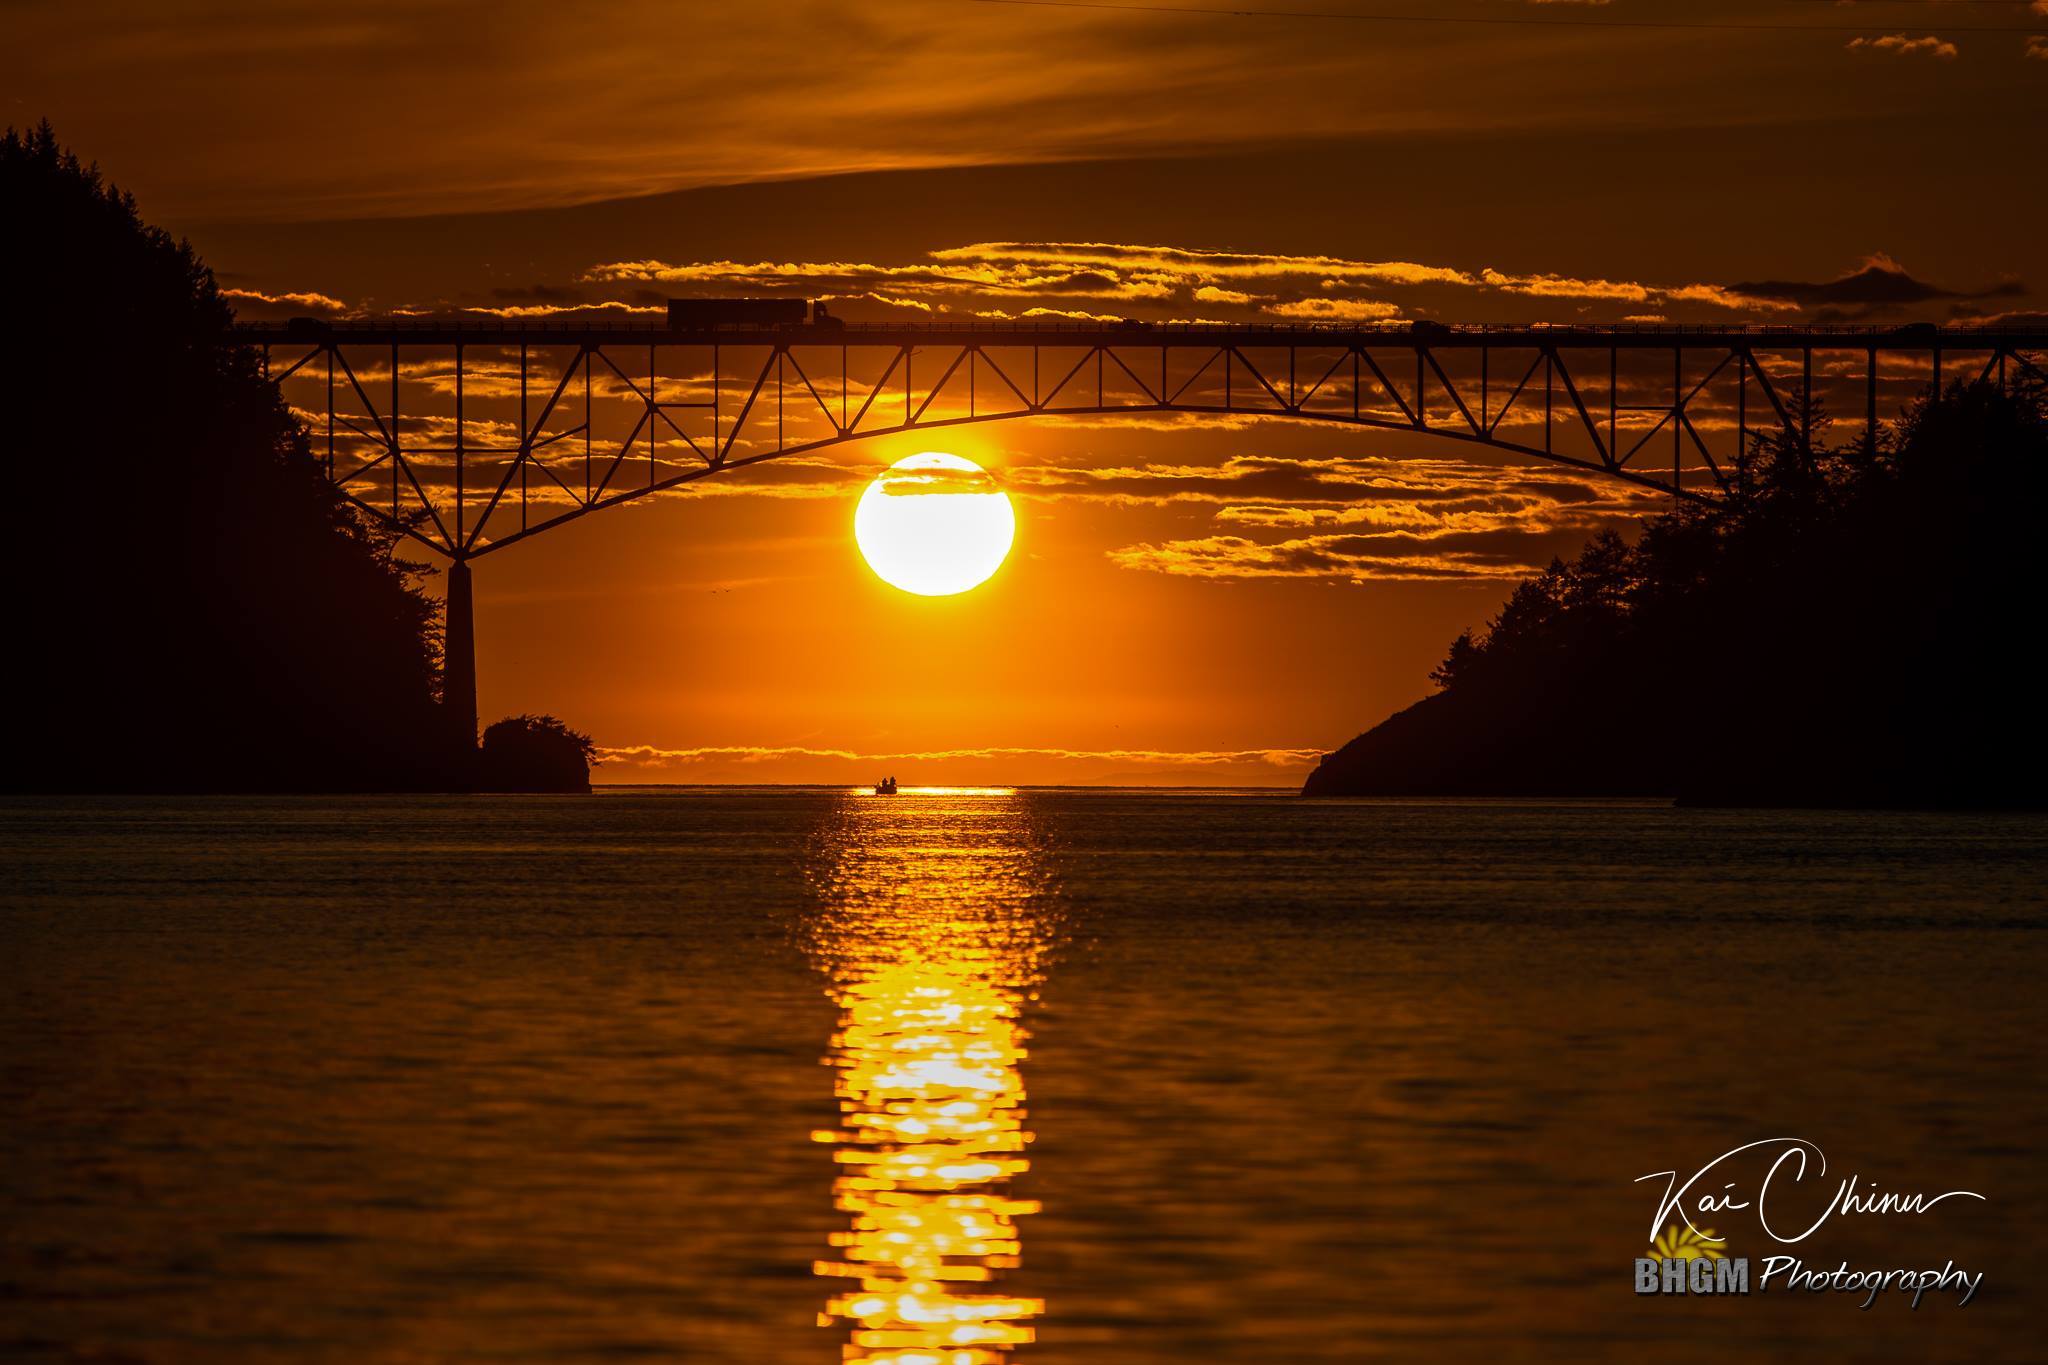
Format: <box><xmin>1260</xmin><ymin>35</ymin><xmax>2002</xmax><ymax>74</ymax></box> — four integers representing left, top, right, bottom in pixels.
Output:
<box><xmin>13</xmin><ymin>0</ymin><xmax>2048</xmax><ymax>784</ymax></box>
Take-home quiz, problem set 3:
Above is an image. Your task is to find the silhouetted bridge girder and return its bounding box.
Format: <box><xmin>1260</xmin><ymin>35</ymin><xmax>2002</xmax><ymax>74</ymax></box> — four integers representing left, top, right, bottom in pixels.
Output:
<box><xmin>236</xmin><ymin>319</ymin><xmax>2047</xmax><ymax>564</ymax></box>
<box><xmin>230</xmin><ymin>318</ymin><xmax>2045</xmax><ymax>744</ymax></box>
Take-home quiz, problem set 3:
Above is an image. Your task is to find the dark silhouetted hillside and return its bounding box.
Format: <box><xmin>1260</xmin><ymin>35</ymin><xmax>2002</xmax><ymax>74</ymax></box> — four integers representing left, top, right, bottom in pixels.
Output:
<box><xmin>1304</xmin><ymin>376</ymin><xmax>2048</xmax><ymax>807</ymax></box>
<box><xmin>2</xmin><ymin>124</ymin><xmax>459</xmax><ymax>791</ymax></box>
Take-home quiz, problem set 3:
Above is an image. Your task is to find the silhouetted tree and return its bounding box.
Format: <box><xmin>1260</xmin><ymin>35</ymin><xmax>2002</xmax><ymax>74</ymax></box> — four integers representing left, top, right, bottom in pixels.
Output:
<box><xmin>2</xmin><ymin>124</ymin><xmax>455</xmax><ymax>790</ymax></box>
<box><xmin>476</xmin><ymin>715</ymin><xmax>597</xmax><ymax>793</ymax></box>
<box><xmin>1428</xmin><ymin>630</ymin><xmax>1483</xmax><ymax>691</ymax></box>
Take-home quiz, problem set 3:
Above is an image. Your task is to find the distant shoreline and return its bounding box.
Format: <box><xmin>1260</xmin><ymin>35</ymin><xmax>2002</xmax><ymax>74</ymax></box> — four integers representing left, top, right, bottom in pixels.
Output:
<box><xmin>589</xmin><ymin>781</ymin><xmax>1304</xmax><ymax>793</ymax></box>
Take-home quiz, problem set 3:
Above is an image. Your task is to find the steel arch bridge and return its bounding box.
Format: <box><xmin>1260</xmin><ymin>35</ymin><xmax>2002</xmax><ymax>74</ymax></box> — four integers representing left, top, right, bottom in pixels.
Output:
<box><xmin>232</xmin><ymin>318</ymin><xmax>2048</xmax><ymax>739</ymax></box>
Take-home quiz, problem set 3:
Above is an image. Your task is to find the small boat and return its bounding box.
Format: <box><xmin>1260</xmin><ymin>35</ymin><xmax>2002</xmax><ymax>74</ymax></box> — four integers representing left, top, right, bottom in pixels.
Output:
<box><xmin>874</xmin><ymin>776</ymin><xmax>898</xmax><ymax>795</ymax></box>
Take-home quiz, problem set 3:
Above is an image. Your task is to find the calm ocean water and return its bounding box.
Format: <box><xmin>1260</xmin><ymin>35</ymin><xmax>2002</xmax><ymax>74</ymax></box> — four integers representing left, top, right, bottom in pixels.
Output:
<box><xmin>3</xmin><ymin>789</ymin><xmax>2044</xmax><ymax>1363</ymax></box>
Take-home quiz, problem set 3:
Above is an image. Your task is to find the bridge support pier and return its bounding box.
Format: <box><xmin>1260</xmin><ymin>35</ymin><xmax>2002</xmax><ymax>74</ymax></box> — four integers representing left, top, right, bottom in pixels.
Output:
<box><xmin>444</xmin><ymin>557</ymin><xmax>477</xmax><ymax>756</ymax></box>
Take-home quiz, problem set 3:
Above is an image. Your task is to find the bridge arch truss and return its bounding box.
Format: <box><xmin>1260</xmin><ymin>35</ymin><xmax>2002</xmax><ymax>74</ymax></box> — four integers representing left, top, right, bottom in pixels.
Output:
<box><xmin>239</xmin><ymin>321</ymin><xmax>2047</xmax><ymax>563</ymax></box>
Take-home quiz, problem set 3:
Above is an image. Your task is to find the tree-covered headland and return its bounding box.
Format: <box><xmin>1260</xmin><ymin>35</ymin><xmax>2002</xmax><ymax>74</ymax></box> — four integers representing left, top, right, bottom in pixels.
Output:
<box><xmin>1305</xmin><ymin>373</ymin><xmax>2048</xmax><ymax>807</ymax></box>
<box><xmin>2</xmin><ymin>125</ymin><xmax>592</xmax><ymax>792</ymax></box>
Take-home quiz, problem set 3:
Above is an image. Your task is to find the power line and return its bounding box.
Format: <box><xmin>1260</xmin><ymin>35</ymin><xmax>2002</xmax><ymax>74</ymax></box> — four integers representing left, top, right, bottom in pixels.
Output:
<box><xmin>968</xmin><ymin>0</ymin><xmax>2048</xmax><ymax>34</ymax></box>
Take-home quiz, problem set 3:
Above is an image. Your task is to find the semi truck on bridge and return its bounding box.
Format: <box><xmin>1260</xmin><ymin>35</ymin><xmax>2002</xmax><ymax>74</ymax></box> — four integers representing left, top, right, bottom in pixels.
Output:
<box><xmin>665</xmin><ymin>297</ymin><xmax>833</xmax><ymax>329</ymax></box>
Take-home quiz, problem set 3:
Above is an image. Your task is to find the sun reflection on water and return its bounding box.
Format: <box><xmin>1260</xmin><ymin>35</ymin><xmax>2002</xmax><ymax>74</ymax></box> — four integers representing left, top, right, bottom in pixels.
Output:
<box><xmin>804</xmin><ymin>793</ymin><xmax>1063</xmax><ymax>1365</ymax></box>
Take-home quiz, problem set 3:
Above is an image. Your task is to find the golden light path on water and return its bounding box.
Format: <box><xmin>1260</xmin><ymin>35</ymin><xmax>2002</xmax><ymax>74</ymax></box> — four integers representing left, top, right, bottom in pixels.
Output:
<box><xmin>804</xmin><ymin>789</ymin><xmax>1063</xmax><ymax>1365</ymax></box>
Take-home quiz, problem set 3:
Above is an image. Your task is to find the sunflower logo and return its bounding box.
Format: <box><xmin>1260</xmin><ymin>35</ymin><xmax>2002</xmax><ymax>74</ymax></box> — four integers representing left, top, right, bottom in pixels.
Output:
<box><xmin>1647</xmin><ymin>1223</ymin><xmax>1727</xmax><ymax>1262</ymax></box>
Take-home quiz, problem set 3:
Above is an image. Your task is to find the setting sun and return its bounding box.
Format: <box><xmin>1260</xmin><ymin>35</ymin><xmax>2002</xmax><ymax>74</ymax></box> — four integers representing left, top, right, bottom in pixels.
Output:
<box><xmin>854</xmin><ymin>452</ymin><xmax>1016</xmax><ymax>597</ymax></box>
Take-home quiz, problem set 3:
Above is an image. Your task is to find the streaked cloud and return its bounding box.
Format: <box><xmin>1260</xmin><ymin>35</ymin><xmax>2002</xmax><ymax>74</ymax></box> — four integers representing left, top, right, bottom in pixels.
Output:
<box><xmin>253</xmin><ymin>243</ymin><xmax>2013</xmax><ymax>332</ymax></box>
<box><xmin>1071</xmin><ymin>449</ymin><xmax>1659</xmax><ymax>583</ymax></box>
<box><xmin>975</xmin><ymin>306</ymin><xmax>1131</xmax><ymax>321</ymax></box>
<box><xmin>220</xmin><ymin>286</ymin><xmax>349</xmax><ymax>316</ymax></box>
<box><xmin>1269</xmin><ymin>298</ymin><xmax>1403</xmax><ymax>321</ymax></box>
<box><xmin>1846</xmin><ymin>34</ymin><xmax>1959</xmax><ymax>60</ymax></box>
<box><xmin>928</xmin><ymin>242</ymin><xmax>1477</xmax><ymax>289</ymax></box>
<box><xmin>460</xmin><ymin>300</ymin><xmax>663</xmax><ymax>319</ymax></box>
<box><xmin>1479</xmin><ymin>269</ymin><xmax>1648</xmax><ymax>303</ymax></box>
<box><xmin>580</xmin><ymin>240</ymin><xmax>1885</xmax><ymax>325</ymax></box>
<box><xmin>1110</xmin><ymin>526</ymin><xmax>1584</xmax><ymax>584</ymax></box>
<box><xmin>29</xmin><ymin>0</ymin><xmax>1663</xmax><ymax>220</ymax></box>
<box><xmin>16</xmin><ymin>0</ymin><xmax>2047</xmax><ymax>230</ymax></box>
